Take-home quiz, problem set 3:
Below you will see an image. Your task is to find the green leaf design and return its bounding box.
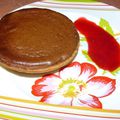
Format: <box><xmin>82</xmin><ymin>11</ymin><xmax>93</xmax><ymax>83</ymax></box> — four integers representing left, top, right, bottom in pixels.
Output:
<box><xmin>102</xmin><ymin>70</ymin><xmax>107</xmax><ymax>75</ymax></box>
<box><xmin>99</xmin><ymin>18</ymin><xmax>114</xmax><ymax>36</ymax></box>
<box><xmin>55</xmin><ymin>0</ymin><xmax>97</xmax><ymax>2</ymax></box>
<box><xmin>81</xmin><ymin>37</ymin><xmax>86</xmax><ymax>41</ymax></box>
<box><xmin>111</xmin><ymin>67</ymin><xmax>120</xmax><ymax>76</ymax></box>
<box><xmin>82</xmin><ymin>50</ymin><xmax>92</xmax><ymax>61</ymax></box>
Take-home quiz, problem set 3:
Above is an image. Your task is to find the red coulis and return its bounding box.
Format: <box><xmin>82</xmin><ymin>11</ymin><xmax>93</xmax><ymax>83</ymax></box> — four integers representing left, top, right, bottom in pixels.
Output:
<box><xmin>74</xmin><ymin>17</ymin><xmax>120</xmax><ymax>71</ymax></box>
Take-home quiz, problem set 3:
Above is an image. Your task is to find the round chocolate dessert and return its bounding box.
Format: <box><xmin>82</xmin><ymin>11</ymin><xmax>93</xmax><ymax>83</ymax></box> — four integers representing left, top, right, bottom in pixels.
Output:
<box><xmin>0</xmin><ymin>8</ymin><xmax>79</xmax><ymax>74</ymax></box>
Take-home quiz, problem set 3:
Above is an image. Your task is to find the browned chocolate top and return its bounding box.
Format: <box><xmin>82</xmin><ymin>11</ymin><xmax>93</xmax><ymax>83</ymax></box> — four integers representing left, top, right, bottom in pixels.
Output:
<box><xmin>0</xmin><ymin>8</ymin><xmax>79</xmax><ymax>70</ymax></box>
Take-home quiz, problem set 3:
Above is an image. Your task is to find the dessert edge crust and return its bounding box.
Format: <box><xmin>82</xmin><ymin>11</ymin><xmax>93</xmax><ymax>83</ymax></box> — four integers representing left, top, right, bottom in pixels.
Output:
<box><xmin>0</xmin><ymin>43</ymin><xmax>79</xmax><ymax>74</ymax></box>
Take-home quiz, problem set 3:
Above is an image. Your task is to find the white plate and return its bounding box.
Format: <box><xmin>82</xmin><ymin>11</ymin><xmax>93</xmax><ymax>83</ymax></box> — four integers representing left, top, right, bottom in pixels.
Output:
<box><xmin>0</xmin><ymin>2</ymin><xmax>120</xmax><ymax>120</ymax></box>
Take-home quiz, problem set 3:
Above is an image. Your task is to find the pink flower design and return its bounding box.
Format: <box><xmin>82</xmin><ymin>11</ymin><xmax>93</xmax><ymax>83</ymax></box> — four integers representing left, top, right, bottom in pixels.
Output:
<box><xmin>32</xmin><ymin>62</ymin><xmax>116</xmax><ymax>108</ymax></box>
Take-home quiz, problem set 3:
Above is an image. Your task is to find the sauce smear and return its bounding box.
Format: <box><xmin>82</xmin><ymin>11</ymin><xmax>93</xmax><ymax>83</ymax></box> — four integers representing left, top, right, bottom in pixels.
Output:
<box><xmin>74</xmin><ymin>17</ymin><xmax>120</xmax><ymax>71</ymax></box>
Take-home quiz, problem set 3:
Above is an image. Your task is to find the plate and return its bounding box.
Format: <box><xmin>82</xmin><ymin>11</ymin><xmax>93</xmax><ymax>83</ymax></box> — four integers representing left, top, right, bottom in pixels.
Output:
<box><xmin>0</xmin><ymin>2</ymin><xmax>120</xmax><ymax>120</ymax></box>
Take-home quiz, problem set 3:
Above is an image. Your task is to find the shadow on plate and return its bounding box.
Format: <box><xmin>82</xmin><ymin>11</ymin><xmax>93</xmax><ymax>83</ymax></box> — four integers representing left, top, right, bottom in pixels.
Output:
<box><xmin>1</xmin><ymin>66</ymin><xmax>59</xmax><ymax>78</ymax></box>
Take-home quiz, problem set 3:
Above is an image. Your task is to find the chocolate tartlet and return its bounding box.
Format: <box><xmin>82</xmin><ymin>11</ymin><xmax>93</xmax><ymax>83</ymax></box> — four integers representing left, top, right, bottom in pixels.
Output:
<box><xmin>0</xmin><ymin>8</ymin><xmax>79</xmax><ymax>74</ymax></box>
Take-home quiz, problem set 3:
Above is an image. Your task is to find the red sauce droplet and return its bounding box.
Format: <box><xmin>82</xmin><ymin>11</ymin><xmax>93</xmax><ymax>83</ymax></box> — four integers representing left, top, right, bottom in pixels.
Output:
<box><xmin>74</xmin><ymin>17</ymin><xmax>120</xmax><ymax>71</ymax></box>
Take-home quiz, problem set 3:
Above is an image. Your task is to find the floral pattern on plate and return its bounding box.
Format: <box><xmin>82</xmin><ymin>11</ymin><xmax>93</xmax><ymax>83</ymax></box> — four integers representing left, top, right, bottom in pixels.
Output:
<box><xmin>32</xmin><ymin>61</ymin><xmax>116</xmax><ymax>108</ymax></box>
